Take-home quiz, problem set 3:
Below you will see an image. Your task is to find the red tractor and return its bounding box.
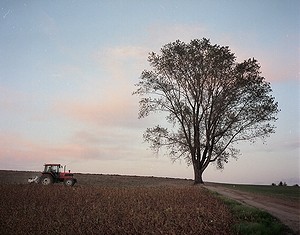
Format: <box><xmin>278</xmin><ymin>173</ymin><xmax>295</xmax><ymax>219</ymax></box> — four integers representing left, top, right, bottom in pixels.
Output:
<box><xmin>40</xmin><ymin>164</ymin><xmax>77</xmax><ymax>186</ymax></box>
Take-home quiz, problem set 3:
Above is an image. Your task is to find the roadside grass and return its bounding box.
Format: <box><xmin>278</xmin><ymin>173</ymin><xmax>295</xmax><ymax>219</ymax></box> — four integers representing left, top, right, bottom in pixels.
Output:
<box><xmin>213</xmin><ymin>192</ymin><xmax>296</xmax><ymax>235</ymax></box>
<box><xmin>218</xmin><ymin>183</ymin><xmax>300</xmax><ymax>201</ymax></box>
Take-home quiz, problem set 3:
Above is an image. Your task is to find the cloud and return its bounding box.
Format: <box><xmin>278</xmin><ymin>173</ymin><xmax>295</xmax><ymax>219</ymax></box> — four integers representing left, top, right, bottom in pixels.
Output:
<box><xmin>0</xmin><ymin>132</ymin><xmax>92</xmax><ymax>162</ymax></box>
<box><xmin>52</xmin><ymin>92</ymin><xmax>142</xmax><ymax>128</ymax></box>
<box><xmin>282</xmin><ymin>140</ymin><xmax>300</xmax><ymax>151</ymax></box>
<box><xmin>0</xmin><ymin>86</ymin><xmax>32</xmax><ymax>113</ymax></box>
<box><xmin>51</xmin><ymin>64</ymin><xmax>84</xmax><ymax>80</ymax></box>
<box><xmin>93</xmin><ymin>24</ymin><xmax>207</xmax><ymax>83</ymax></box>
<box><xmin>142</xmin><ymin>22</ymin><xmax>299</xmax><ymax>82</ymax></box>
<box><xmin>216</xmin><ymin>33</ymin><xmax>299</xmax><ymax>82</ymax></box>
<box><xmin>50</xmin><ymin>44</ymin><xmax>152</xmax><ymax>128</ymax></box>
<box><xmin>0</xmin><ymin>130</ymin><xmax>139</xmax><ymax>170</ymax></box>
<box><xmin>271</xmin><ymin>139</ymin><xmax>300</xmax><ymax>152</ymax></box>
<box><xmin>93</xmin><ymin>45</ymin><xmax>149</xmax><ymax>82</ymax></box>
<box><xmin>71</xmin><ymin>130</ymin><xmax>102</xmax><ymax>145</ymax></box>
<box><xmin>104</xmin><ymin>46</ymin><xmax>149</xmax><ymax>60</ymax></box>
<box><xmin>92</xmin><ymin>23</ymin><xmax>208</xmax><ymax>86</ymax></box>
<box><xmin>259</xmin><ymin>55</ymin><xmax>299</xmax><ymax>82</ymax></box>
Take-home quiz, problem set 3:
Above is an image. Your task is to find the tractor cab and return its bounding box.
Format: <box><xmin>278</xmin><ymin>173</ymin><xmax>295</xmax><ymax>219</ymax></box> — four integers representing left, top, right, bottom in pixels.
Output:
<box><xmin>44</xmin><ymin>164</ymin><xmax>61</xmax><ymax>176</ymax></box>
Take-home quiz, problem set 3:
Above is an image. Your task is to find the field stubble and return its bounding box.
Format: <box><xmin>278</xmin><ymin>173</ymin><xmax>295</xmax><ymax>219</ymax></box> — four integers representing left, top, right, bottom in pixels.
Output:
<box><xmin>0</xmin><ymin>184</ymin><xmax>234</xmax><ymax>235</ymax></box>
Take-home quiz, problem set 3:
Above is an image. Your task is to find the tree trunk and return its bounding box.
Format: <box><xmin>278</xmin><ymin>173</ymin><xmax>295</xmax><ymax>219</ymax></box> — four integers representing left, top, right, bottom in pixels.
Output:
<box><xmin>193</xmin><ymin>164</ymin><xmax>204</xmax><ymax>184</ymax></box>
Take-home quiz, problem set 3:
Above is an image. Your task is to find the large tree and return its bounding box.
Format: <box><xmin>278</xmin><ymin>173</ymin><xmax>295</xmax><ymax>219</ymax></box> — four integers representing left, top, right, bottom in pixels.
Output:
<box><xmin>133</xmin><ymin>38</ymin><xmax>279</xmax><ymax>184</ymax></box>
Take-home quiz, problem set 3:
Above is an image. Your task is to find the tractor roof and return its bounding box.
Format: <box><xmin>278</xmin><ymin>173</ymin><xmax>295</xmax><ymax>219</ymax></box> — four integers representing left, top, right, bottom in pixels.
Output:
<box><xmin>44</xmin><ymin>163</ymin><xmax>61</xmax><ymax>166</ymax></box>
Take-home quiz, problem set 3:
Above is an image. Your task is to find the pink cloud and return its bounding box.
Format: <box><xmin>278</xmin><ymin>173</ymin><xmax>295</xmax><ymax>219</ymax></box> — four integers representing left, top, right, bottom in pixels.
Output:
<box><xmin>0</xmin><ymin>86</ymin><xmax>32</xmax><ymax>113</ymax></box>
<box><xmin>218</xmin><ymin>34</ymin><xmax>299</xmax><ymax>82</ymax></box>
<box><xmin>259</xmin><ymin>56</ymin><xmax>299</xmax><ymax>82</ymax></box>
<box><xmin>93</xmin><ymin>45</ymin><xmax>149</xmax><ymax>82</ymax></box>
<box><xmin>71</xmin><ymin>130</ymin><xmax>101</xmax><ymax>145</ymax></box>
<box><xmin>52</xmin><ymin>90</ymin><xmax>141</xmax><ymax>128</ymax></box>
<box><xmin>0</xmin><ymin>131</ymin><xmax>143</xmax><ymax>170</ymax></box>
<box><xmin>0</xmin><ymin>133</ymin><xmax>84</xmax><ymax>162</ymax></box>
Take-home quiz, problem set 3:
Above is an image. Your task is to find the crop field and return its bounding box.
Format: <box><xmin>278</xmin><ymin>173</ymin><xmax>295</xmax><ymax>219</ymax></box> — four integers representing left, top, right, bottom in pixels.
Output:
<box><xmin>216</xmin><ymin>183</ymin><xmax>300</xmax><ymax>201</ymax></box>
<box><xmin>0</xmin><ymin>184</ymin><xmax>233</xmax><ymax>235</ymax></box>
<box><xmin>1</xmin><ymin>171</ymin><xmax>295</xmax><ymax>235</ymax></box>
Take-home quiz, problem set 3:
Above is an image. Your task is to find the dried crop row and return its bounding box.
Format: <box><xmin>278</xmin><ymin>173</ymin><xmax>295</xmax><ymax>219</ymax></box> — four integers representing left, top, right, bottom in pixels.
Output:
<box><xmin>0</xmin><ymin>184</ymin><xmax>234</xmax><ymax>235</ymax></box>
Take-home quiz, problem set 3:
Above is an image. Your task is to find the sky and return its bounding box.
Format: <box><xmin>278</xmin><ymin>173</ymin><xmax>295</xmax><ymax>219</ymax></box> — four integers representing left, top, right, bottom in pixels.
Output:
<box><xmin>0</xmin><ymin>0</ymin><xmax>299</xmax><ymax>185</ymax></box>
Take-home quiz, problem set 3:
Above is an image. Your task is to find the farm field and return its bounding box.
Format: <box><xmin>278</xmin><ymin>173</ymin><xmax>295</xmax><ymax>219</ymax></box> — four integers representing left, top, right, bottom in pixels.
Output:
<box><xmin>213</xmin><ymin>182</ymin><xmax>300</xmax><ymax>201</ymax></box>
<box><xmin>0</xmin><ymin>170</ymin><xmax>297</xmax><ymax>234</ymax></box>
<box><xmin>0</xmin><ymin>170</ymin><xmax>193</xmax><ymax>187</ymax></box>
<box><xmin>0</xmin><ymin>184</ymin><xmax>233</xmax><ymax>235</ymax></box>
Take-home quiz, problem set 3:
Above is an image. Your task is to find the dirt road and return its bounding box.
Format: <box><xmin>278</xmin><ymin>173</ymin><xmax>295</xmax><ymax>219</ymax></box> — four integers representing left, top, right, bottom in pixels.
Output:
<box><xmin>204</xmin><ymin>184</ymin><xmax>300</xmax><ymax>234</ymax></box>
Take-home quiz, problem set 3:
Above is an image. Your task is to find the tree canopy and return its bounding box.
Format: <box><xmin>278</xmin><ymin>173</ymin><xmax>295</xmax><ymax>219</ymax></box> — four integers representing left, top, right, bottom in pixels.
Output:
<box><xmin>133</xmin><ymin>38</ymin><xmax>279</xmax><ymax>184</ymax></box>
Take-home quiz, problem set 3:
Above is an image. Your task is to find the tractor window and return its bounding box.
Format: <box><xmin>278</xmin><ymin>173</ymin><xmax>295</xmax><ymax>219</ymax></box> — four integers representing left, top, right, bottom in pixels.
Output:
<box><xmin>51</xmin><ymin>165</ymin><xmax>59</xmax><ymax>173</ymax></box>
<box><xmin>44</xmin><ymin>165</ymin><xmax>52</xmax><ymax>172</ymax></box>
<box><xmin>44</xmin><ymin>165</ymin><xmax>60</xmax><ymax>173</ymax></box>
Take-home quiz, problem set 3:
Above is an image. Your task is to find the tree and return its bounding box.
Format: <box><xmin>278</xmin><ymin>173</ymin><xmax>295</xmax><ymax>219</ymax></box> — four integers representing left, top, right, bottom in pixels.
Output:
<box><xmin>133</xmin><ymin>38</ymin><xmax>279</xmax><ymax>184</ymax></box>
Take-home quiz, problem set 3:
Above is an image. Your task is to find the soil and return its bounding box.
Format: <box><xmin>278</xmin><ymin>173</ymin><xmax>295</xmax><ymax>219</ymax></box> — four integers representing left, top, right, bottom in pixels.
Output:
<box><xmin>1</xmin><ymin>170</ymin><xmax>299</xmax><ymax>233</ymax></box>
<box><xmin>204</xmin><ymin>183</ymin><xmax>300</xmax><ymax>234</ymax></box>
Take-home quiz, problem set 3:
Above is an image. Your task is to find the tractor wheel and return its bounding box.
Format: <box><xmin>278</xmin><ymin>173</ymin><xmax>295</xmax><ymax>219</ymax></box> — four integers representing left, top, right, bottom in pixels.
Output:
<box><xmin>41</xmin><ymin>175</ymin><xmax>53</xmax><ymax>185</ymax></box>
<box><xmin>64</xmin><ymin>179</ymin><xmax>75</xmax><ymax>186</ymax></box>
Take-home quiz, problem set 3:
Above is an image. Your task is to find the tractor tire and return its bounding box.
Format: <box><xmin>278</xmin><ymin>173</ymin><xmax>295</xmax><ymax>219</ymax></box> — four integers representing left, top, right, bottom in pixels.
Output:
<box><xmin>41</xmin><ymin>175</ymin><xmax>53</xmax><ymax>185</ymax></box>
<box><xmin>64</xmin><ymin>179</ymin><xmax>75</xmax><ymax>186</ymax></box>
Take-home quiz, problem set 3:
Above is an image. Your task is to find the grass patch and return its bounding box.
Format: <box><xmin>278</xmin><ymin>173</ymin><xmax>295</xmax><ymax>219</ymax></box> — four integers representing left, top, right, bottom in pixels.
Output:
<box><xmin>214</xmin><ymin>192</ymin><xmax>295</xmax><ymax>235</ymax></box>
<box><xmin>219</xmin><ymin>183</ymin><xmax>300</xmax><ymax>201</ymax></box>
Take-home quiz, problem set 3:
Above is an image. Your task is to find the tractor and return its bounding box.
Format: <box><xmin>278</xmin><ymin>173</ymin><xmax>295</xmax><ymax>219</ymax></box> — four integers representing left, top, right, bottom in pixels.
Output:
<box><xmin>40</xmin><ymin>164</ymin><xmax>77</xmax><ymax>186</ymax></box>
